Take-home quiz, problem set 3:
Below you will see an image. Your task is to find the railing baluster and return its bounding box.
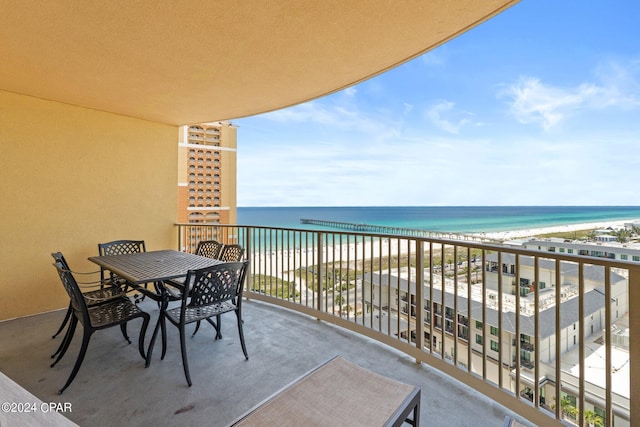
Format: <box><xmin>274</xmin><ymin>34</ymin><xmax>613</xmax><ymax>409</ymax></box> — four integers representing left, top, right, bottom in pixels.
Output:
<box><xmin>604</xmin><ymin>265</ymin><xmax>612</xmax><ymax>427</ymax></box>
<box><xmin>578</xmin><ymin>263</ymin><xmax>585</xmax><ymax>427</ymax></box>
<box><xmin>497</xmin><ymin>251</ymin><xmax>503</xmax><ymax>389</ymax></box>
<box><xmin>514</xmin><ymin>253</ymin><xmax>520</xmax><ymax>397</ymax></box>
<box><xmin>453</xmin><ymin>245</ymin><xmax>459</xmax><ymax>366</ymax></box>
<box><xmin>629</xmin><ymin>265</ymin><xmax>639</xmax><ymax>427</ymax></box>
<box><xmin>482</xmin><ymin>249</ymin><xmax>487</xmax><ymax>380</ymax></box>
<box><xmin>317</xmin><ymin>231</ymin><xmax>324</xmax><ymax>314</ymax></box>
<box><xmin>533</xmin><ymin>255</ymin><xmax>540</xmax><ymax>410</ymax></box>
<box><xmin>415</xmin><ymin>240</ymin><xmax>424</xmax><ymax>363</ymax></box>
<box><xmin>467</xmin><ymin>246</ymin><xmax>472</xmax><ymax>374</ymax></box>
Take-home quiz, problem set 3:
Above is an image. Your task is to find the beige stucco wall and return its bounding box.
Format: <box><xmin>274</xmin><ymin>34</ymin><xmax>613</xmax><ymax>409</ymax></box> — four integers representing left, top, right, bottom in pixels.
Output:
<box><xmin>0</xmin><ymin>90</ymin><xmax>178</xmax><ymax>321</ymax></box>
<box><xmin>219</xmin><ymin>124</ymin><xmax>237</xmax><ymax>224</ymax></box>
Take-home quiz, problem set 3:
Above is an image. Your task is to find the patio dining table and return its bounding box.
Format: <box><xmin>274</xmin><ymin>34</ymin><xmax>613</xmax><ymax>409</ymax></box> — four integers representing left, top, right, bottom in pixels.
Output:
<box><xmin>88</xmin><ymin>249</ymin><xmax>223</xmax><ymax>366</ymax></box>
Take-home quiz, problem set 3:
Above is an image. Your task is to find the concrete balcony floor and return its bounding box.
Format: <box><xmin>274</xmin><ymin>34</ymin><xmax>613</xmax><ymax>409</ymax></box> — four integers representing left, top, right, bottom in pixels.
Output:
<box><xmin>0</xmin><ymin>298</ymin><xmax>534</xmax><ymax>426</ymax></box>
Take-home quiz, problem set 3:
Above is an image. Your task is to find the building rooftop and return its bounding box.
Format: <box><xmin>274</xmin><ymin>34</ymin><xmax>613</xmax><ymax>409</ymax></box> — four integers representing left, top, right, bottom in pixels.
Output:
<box><xmin>367</xmin><ymin>272</ymin><xmax>608</xmax><ymax>339</ymax></box>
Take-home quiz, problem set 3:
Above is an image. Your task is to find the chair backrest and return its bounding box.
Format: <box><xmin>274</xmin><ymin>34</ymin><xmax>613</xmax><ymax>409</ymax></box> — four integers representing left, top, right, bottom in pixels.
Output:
<box><xmin>98</xmin><ymin>240</ymin><xmax>146</xmax><ymax>281</ymax></box>
<box><xmin>184</xmin><ymin>261</ymin><xmax>249</xmax><ymax>309</ymax></box>
<box><xmin>51</xmin><ymin>252</ymin><xmax>71</xmax><ymax>271</ymax></box>
<box><xmin>98</xmin><ymin>240</ymin><xmax>146</xmax><ymax>256</ymax></box>
<box><xmin>53</xmin><ymin>261</ymin><xmax>91</xmax><ymax>325</ymax></box>
<box><xmin>219</xmin><ymin>244</ymin><xmax>245</xmax><ymax>262</ymax></box>
<box><xmin>195</xmin><ymin>240</ymin><xmax>224</xmax><ymax>259</ymax></box>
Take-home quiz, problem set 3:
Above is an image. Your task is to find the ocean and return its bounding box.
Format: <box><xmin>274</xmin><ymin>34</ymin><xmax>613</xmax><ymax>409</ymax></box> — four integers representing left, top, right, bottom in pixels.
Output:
<box><xmin>237</xmin><ymin>206</ymin><xmax>640</xmax><ymax>234</ymax></box>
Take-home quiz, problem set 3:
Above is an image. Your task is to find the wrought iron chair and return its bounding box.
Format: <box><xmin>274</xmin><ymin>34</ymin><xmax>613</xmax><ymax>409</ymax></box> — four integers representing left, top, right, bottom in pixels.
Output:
<box><xmin>51</xmin><ymin>261</ymin><xmax>150</xmax><ymax>394</ymax></box>
<box><xmin>192</xmin><ymin>243</ymin><xmax>245</xmax><ymax>337</ymax></box>
<box><xmin>218</xmin><ymin>244</ymin><xmax>245</xmax><ymax>262</ymax></box>
<box><xmin>162</xmin><ymin>261</ymin><xmax>249</xmax><ymax>386</ymax></box>
<box><xmin>98</xmin><ymin>240</ymin><xmax>147</xmax><ymax>302</ymax></box>
<box><xmin>50</xmin><ymin>252</ymin><xmax>129</xmax><ymax>358</ymax></box>
<box><xmin>163</xmin><ymin>240</ymin><xmax>225</xmax><ymax>297</ymax></box>
<box><xmin>195</xmin><ymin>239</ymin><xmax>224</xmax><ymax>259</ymax></box>
<box><xmin>97</xmin><ymin>239</ymin><xmax>146</xmax><ymax>257</ymax></box>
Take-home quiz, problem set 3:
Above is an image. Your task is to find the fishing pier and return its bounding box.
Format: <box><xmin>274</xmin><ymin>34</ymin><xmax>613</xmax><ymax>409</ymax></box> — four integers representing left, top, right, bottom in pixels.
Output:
<box><xmin>300</xmin><ymin>219</ymin><xmax>497</xmax><ymax>243</ymax></box>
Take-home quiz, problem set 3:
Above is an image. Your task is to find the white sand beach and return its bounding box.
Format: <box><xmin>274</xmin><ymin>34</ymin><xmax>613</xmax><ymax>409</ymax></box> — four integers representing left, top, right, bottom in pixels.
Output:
<box><xmin>474</xmin><ymin>219</ymin><xmax>633</xmax><ymax>241</ymax></box>
<box><xmin>251</xmin><ymin>219</ymin><xmax>639</xmax><ymax>277</ymax></box>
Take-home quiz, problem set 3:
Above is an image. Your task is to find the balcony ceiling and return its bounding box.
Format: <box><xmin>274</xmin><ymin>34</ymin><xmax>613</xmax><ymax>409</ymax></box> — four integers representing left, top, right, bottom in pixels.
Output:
<box><xmin>0</xmin><ymin>0</ymin><xmax>518</xmax><ymax>125</ymax></box>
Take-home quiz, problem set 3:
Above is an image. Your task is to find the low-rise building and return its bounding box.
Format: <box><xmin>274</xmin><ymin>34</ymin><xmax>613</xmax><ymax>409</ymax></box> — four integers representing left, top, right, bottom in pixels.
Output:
<box><xmin>521</xmin><ymin>239</ymin><xmax>640</xmax><ymax>263</ymax></box>
<box><xmin>362</xmin><ymin>256</ymin><xmax>629</xmax><ymax>426</ymax></box>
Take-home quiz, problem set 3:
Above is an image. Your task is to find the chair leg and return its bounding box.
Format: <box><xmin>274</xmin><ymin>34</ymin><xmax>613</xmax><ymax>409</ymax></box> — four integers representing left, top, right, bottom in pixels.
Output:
<box><xmin>52</xmin><ymin>304</ymin><xmax>72</xmax><ymax>338</ymax></box>
<box><xmin>191</xmin><ymin>320</ymin><xmax>202</xmax><ymax>337</ymax></box>
<box><xmin>236</xmin><ymin>310</ymin><xmax>248</xmax><ymax>360</ymax></box>
<box><xmin>120</xmin><ymin>323</ymin><xmax>131</xmax><ymax>344</ymax></box>
<box><xmin>205</xmin><ymin>318</ymin><xmax>220</xmax><ymax>339</ymax></box>
<box><xmin>51</xmin><ymin>311</ymin><xmax>75</xmax><ymax>359</ymax></box>
<box><xmin>216</xmin><ymin>314</ymin><xmax>222</xmax><ymax>339</ymax></box>
<box><xmin>137</xmin><ymin>314</ymin><xmax>150</xmax><ymax>360</ymax></box>
<box><xmin>51</xmin><ymin>316</ymin><xmax>77</xmax><ymax>367</ymax></box>
<box><xmin>58</xmin><ymin>329</ymin><xmax>93</xmax><ymax>394</ymax></box>
<box><xmin>160</xmin><ymin>312</ymin><xmax>168</xmax><ymax>360</ymax></box>
<box><xmin>179</xmin><ymin>326</ymin><xmax>192</xmax><ymax>387</ymax></box>
<box><xmin>145</xmin><ymin>312</ymin><xmax>163</xmax><ymax>368</ymax></box>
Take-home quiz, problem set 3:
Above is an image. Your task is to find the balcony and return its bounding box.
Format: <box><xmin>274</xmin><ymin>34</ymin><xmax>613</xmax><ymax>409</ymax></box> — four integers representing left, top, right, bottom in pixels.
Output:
<box><xmin>520</xmin><ymin>341</ymin><xmax>535</xmax><ymax>352</ymax></box>
<box><xmin>1</xmin><ymin>222</ymin><xmax>636</xmax><ymax>426</ymax></box>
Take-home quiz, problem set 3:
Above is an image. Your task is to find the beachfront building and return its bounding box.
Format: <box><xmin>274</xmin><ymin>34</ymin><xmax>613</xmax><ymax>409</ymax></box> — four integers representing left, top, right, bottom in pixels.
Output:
<box><xmin>177</xmin><ymin>122</ymin><xmax>239</xmax><ymax>249</ymax></box>
<box><xmin>177</xmin><ymin>121</ymin><xmax>237</xmax><ymax>225</ymax></box>
<box><xmin>362</xmin><ymin>258</ymin><xmax>630</xmax><ymax>426</ymax></box>
<box><xmin>521</xmin><ymin>238</ymin><xmax>640</xmax><ymax>264</ymax></box>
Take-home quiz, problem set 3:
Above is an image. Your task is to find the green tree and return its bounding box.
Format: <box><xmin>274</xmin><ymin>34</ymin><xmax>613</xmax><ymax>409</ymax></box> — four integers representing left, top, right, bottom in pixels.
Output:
<box><xmin>560</xmin><ymin>396</ymin><xmax>577</xmax><ymax>420</ymax></box>
<box><xmin>584</xmin><ymin>410</ymin><xmax>604</xmax><ymax>427</ymax></box>
<box><xmin>613</xmin><ymin>228</ymin><xmax>632</xmax><ymax>243</ymax></box>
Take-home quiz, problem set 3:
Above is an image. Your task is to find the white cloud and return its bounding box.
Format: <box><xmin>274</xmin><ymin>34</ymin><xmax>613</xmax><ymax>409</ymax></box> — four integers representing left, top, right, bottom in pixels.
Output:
<box><xmin>344</xmin><ymin>87</ymin><xmax>357</xmax><ymax>97</ymax></box>
<box><xmin>425</xmin><ymin>101</ymin><xmax>472</xmax><ymax>134</ymax></box>
<box><xmin>501</xmin><ymin>77</ymin><xmax>583</xmax><ymax>130</ymax></box>
<box><xmin>259</xmin><ymin>94</ymin><xmax>390</xmax><ymax>134</ymax></box>
<box><xmin>502</xmin><ymin>61</ymin><xmax>640</xmax><ymax>130</ymax></box>
<box><xmin>421</xmin><ymin>51</ymin><xmax>445</xmax><ymax>67</ymax></box>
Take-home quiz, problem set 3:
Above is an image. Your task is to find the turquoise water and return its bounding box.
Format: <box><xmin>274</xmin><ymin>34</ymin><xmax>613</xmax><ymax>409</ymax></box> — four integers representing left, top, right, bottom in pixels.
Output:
<box><xmin>238</xmin><ymin>206</ymin><xmax>640</xmax><ymax>233</ymax></box>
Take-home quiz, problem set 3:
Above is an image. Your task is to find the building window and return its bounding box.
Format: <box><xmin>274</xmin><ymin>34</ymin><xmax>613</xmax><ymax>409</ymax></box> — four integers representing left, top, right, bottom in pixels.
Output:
<box><xmin>594</xmin><ymin>406</ymin><xmax>606</xmax><ymax>423</ymax></box>
<box><xmin>490</xmin><ymin>340</ymin><xmax>499</xmax><ymax>352</ymax></box>
<box><xmin>475</xmin><ymin>321</ymin><xmax>483</xmax><ymax>329</ymax></box>
<box><xmin>568</xmin><ymin>249</ymin><xmax>574</xmax><ymax>254</ymax></box>
<box><xmin>490</xmin><ymin>326</ymin><xmax>499</xmax><ymax>336</ymax></box>
<box><xmin>476</xmin><ymin>335</ymin><xmax>483</xmax><ymax>345</ymax></box>
<box><xmin>633</xmin><ymin>255</ymin><xmax>640</xmax><ymax>262</ymax></box>
<box><xmin>621</xmin><ymin>254</ymin><xmax>628</xmax><ymax>260</ymax></box>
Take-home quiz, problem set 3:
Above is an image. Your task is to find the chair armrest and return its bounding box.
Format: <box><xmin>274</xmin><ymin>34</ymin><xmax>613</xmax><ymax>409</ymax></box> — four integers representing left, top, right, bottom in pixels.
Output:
<box><xmin>163</xmin><ymin>282</ymin><xmax>183</xmax><ymax>299</ymax></box>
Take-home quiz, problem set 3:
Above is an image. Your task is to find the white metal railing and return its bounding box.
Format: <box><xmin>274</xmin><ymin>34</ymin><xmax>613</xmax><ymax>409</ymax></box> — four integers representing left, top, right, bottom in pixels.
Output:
<box><xmin>176</xmin><ymin>223</ymin><xmax>637</xmax><ymax>427</ymax></box>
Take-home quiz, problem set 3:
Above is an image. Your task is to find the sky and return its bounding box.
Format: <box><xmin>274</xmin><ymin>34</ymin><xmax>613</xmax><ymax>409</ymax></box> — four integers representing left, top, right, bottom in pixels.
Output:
<box><xmin>234</xmin><ymin>1</ymin><xmax>640</xmax><ymax>207</ymax></box>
